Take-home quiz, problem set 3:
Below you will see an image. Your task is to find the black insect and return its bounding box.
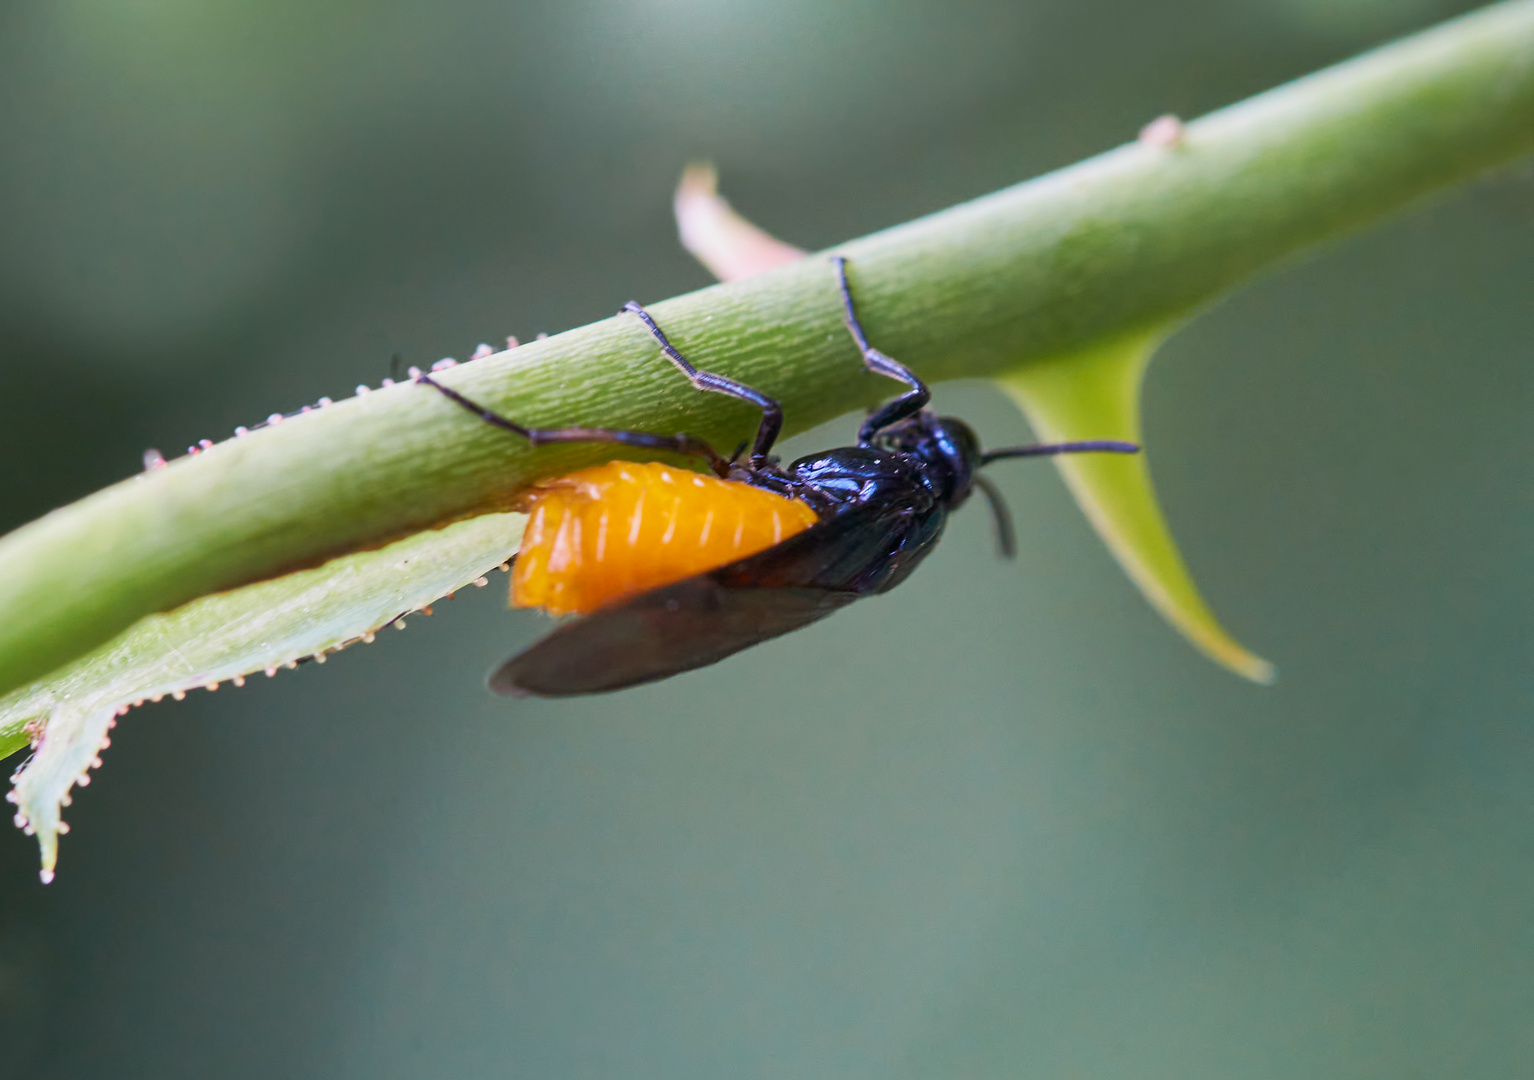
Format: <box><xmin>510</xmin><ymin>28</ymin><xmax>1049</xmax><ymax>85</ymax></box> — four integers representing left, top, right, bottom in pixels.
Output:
<box><xmin>417</xmin><ymin>256</ymin><xmax>1137</xmax><ymax>696</ymax></box>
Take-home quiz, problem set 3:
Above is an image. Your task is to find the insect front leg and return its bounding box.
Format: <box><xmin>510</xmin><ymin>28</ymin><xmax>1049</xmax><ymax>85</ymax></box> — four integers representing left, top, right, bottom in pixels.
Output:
<box><xmin>830</xmin><ymin>255</ymin><xmax>931</xmax><ymax>444</ymax></box>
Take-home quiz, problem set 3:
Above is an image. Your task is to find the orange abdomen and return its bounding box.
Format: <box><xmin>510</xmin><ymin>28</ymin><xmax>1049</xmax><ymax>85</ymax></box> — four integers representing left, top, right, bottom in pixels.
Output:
<box><xmin>511</xmin><ymin>461</ymin><xmax>820</xmax><ymax>615</ymax></box>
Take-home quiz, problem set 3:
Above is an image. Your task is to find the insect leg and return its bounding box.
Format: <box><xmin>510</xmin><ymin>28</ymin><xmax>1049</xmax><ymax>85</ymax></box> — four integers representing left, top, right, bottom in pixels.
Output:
<box><xmin>979</xmin><ymin>440</ymin><xmax>1140</xmax><ymax>464</ymax></box>
<box><xmin>415</xmin><ymin>372</ymin><xmax>732</xmax><ymax>475</ymax></box>
<box><xmin>621</xmin><ymin>302</ymin><xmax>784</xmax><ymax>466</ymax></box>
<box><xmin>830</xmin><ymin>255</ymin><xmax>931</xmax><ymax>444</ymax></box>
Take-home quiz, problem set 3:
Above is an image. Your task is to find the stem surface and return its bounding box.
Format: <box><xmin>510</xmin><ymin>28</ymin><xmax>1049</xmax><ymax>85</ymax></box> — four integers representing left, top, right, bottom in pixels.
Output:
<box><xmin>2</xmin><ymin>0</ymin><xmax>1531</xmax><ymax>697</ymax></box>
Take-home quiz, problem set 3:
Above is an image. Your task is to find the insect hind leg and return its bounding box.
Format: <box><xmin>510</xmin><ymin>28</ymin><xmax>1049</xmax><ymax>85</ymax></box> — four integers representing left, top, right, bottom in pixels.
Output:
<box><xmin>414</xmin><ymin>372</ymin><xmax>732</xmax><ymax>476</ymax></box>
<box><xmin>831</xmin><ymin>255</ymin><xmax>931</xmax><ymax>444</ymax></box>
<box><xmin>621</xmin><ymin>301</ymin><xmax>784</xmax><ymax>466</ymax></box>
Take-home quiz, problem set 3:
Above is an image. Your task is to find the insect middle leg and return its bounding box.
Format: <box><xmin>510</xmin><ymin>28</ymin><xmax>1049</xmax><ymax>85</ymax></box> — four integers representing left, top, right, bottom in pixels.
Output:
<box><xmin>414</xmin><ymin>373</ymin><xmax>733</xmax><ymax>476</ymax></box>
<box><xmin>621</xmin><ymin>301</ymin><xmax>783</xmax><ymax>466</ymax></box>
<box><xmin>830</xmin><ymin>255</ymin><xmax>931</xmax><ymax>444</ymax></box>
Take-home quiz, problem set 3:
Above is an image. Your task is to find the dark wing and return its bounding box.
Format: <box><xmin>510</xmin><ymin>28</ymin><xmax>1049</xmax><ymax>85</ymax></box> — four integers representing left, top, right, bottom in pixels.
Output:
<box><xmin>491</xmin><ymin>497</ymin><xmax>926</xmax><ymax>698</ymax></box>
<box><xmin>491</xmin><ymin>579</ymin><xmax>857</xmax><ymax>697</ymax></box>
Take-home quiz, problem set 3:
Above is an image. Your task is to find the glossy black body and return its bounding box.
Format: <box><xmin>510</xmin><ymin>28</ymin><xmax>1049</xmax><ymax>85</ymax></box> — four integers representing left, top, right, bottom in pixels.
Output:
<box><xmin>418</xmin><ymin>255</ymin><xmax>1136</xmax><ymax>697</ymax></box>
<box><xmin>767</xmin><ymin>411</ymin><xmax>980</xmax><ymax>590</ymax></box>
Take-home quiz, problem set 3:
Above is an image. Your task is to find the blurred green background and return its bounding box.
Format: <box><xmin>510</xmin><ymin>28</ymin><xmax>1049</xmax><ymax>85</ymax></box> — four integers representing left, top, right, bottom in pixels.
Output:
<box><xmin>2</xmin><ymin>1</ymin><xmax>1532</xmax><ymax>1076</ymax></box>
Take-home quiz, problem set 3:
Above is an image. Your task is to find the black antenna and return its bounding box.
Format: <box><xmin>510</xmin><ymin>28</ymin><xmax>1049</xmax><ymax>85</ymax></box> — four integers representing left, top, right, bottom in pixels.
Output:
<box><xmin>981</xmin><ymin>440</ymin><xmax>1138</xmax><ymax>466</ymax></box>
<box><xmin>972</xmin><ymin>475</ymin><xmax>1016</xmax><ymax>559</ymax></box>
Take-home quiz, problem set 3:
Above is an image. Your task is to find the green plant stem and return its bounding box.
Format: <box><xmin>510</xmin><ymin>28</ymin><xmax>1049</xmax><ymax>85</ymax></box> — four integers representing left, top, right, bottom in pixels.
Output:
<box><xmin>2</xmin><ymin>1</ymin><xmax>1532</xmax><ymax>698</ymax></box>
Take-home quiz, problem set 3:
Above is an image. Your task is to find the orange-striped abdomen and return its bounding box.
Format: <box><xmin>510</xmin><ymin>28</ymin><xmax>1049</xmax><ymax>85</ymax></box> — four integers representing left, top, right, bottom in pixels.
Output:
<box><xmin>511</xmin><ymin>461</ymin><xmax>820</xmax><ymax>615</ymax></box>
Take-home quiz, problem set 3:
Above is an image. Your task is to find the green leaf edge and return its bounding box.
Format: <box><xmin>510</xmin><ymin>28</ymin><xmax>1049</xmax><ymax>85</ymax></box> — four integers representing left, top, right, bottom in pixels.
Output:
<box><xmin>2</xmin><ymin>512</ymin><xmax>525</xmax><ymax>878</ymax></box>
<box><xmin>995</xmin><ymin>331</ymin><xmax>1276</xmax><ymax>683</ymax></box>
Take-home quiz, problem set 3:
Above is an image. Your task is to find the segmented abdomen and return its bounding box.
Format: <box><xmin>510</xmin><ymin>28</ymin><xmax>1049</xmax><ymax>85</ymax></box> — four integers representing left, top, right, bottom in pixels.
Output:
<box><xmin>511</xmin><ymin>461</ymin><xmax>820</xmax><ymax>615</ymax></box>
